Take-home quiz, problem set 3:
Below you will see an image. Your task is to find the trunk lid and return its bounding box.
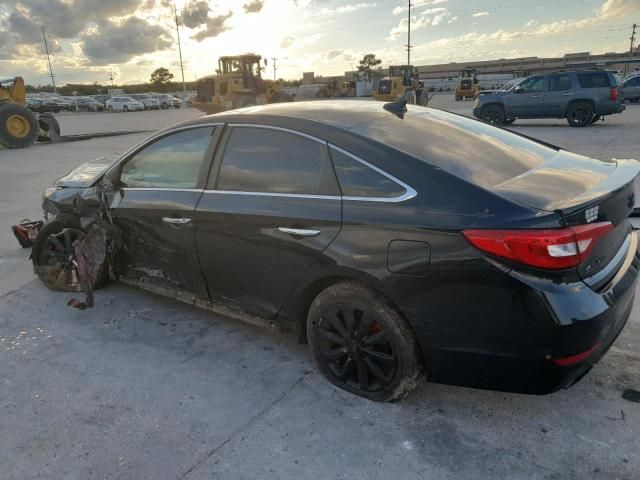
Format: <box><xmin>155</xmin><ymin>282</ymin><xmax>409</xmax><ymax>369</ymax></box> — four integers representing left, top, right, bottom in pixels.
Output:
<box><xmin>493</xmin><ymin>154</ymin><xmax>640</xmax><ymax>286</ymax></box>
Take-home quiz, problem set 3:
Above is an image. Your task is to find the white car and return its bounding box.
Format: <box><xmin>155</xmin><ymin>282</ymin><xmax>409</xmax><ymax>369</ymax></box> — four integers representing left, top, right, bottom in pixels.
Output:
<box><xmin>106</xmin><ymin>96</ymin><xmax>145</xmax><ymax>112</ymax></box>
<box><xmin>129</xmin><ymin>94</ymin><xmax>160</xmax><ymax>110</ymax></box>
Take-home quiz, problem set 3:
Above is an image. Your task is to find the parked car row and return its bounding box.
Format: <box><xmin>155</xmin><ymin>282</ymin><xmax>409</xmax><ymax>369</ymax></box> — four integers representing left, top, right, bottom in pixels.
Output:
<box><xmin>26</xmin><ymin>93</ymin><xmax>186</xmax><ymax>114</ymax></box>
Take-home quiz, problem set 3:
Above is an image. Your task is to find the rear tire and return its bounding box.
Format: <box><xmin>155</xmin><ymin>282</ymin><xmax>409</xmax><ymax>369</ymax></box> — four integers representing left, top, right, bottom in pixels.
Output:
<box><xmin>481</xmin><ymin>104</ymin><xmax>505</xmax><ymax>125</ymax></box>
<box><xmin>566</xmin><ymin>102</ymin><xmax>594</xmax><ymax>127</ymax></box>
<box><xmin>307</xmin><ymin>281</ymin><xmax>423</xmax><ymax>402</ymax></box>
<box><xmin>0</xmin><ymin>104</ymin><xmax>39</xmax><ymax>148</ymax></box>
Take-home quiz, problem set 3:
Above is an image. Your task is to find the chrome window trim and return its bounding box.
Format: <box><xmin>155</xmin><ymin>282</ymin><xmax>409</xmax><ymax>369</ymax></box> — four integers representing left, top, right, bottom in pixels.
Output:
<box><xmin>122</xmin><ymin>187</ymin><xmax>203</xmax><ymax>192</ymax></box>
<box><xmin>328</xmin><ymin>144</ymin><xmax>418</xmax><ymax>203</ymax></box>
<box><xmin>204</xmin><ymin>190</ymin><xmax>340</xmax><ymax>200</ymax></box>
<box><xmin>227</xmin><ymin>123</ymin><xmax>327</xmax><ymax>145</ymax></box>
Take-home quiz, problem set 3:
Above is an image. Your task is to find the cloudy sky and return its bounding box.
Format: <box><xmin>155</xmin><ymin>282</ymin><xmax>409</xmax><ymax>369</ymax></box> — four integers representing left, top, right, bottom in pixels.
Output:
<box><xmin>0</xmin><ymin>0</ymin><xmax>638</xmax><ymax>85</ymax></box>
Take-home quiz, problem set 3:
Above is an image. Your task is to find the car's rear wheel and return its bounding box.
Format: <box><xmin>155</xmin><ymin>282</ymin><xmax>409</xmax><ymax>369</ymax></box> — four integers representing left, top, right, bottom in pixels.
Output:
<box><xmin>566</xmin><ymin>102</ymin><xmax>594</xmax><ymax>127</ymax></box>
<box><xmin>481</xmin><ymin>105</ymin><xmax>505</xmax><ymax>125</ymax></box>
<box><xmin>307</xmin><ymin>282</ymin><xmax>423</xmax><ymax>402</ymax></box>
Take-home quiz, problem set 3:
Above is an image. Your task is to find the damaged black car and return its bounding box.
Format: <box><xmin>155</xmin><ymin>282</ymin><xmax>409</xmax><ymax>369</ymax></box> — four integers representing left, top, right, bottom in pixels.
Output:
<box><xmin>33</xmin><ymin>101</ymin><xmax>640</xmax><ymax>401</ymax></box>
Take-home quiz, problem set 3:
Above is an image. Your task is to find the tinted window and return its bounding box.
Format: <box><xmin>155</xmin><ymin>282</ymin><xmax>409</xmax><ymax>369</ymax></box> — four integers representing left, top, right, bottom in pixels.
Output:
<box><xmin>519</xmin><ymin>76</ymin><xmax>544</xmax><ymax>92</ymax></box>
<box><xmin>626</xmin><ymin>77</ymin><xmax>640</xmax><ymax>87</ymax></box>
<box><xmin>121</xmin><ymin>127</ymin><xmax>213</xmax><ymax>188</ymax></box>
<box><xmin>577</xmin><ymin>72</ymin><xmax>611</xmax><ymax>88</ymax></box>
<box><xmin>330</xmin><ymin>148</ymin><xmax>406</xmax><ymax>198</ymax></box>
<box><xmin>216</xmin><ymin>127</ymin><xmax>338</xmax><ymax>195</ymax></box>
<box><xmin>352</xmin><ymin>109</ymin><xmax>555</xmax><ymax>190</ymax></box>
<box><xmin>548</xmin><ymin>75</ymin><xmax>572</xmax><ymax>91</ymax></box>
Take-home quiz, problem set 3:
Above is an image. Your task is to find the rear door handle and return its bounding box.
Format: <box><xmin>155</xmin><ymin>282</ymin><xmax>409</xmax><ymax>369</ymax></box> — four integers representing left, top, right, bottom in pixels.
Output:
<box><xmin>162</xmin><ymin>217</ymin><xmax>192</xmax><ymax>226</ymax></box>
<box><xmin>278</xmin><ymin>227</ymin><xmax>321</xmax><ymax>237</ymax></box>
<box><xmin>531</xmin><ymin>95</ymin><xmax>540</xmax><ymax>98</ymax></box>
<box><xmin>562</xmin><ymin>93</ymin><xmax>573</xmax><ymax>96</ymax></box>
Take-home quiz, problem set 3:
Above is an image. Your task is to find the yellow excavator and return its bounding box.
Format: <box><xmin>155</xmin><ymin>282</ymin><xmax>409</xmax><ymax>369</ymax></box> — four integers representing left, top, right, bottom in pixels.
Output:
<box><xmin>192</xmin><ymin>54</ymin><xmax>293</xmax><ymax>115</ymax></box>
<box><xmin>373</xmin><ymin>65</ymin><xmax>428</xmax><ymax>106</ymax></box>
<box><xmin>0</xmin><ymin>77</ymin><xmax>39</xmax><ymax>148</ymax></box>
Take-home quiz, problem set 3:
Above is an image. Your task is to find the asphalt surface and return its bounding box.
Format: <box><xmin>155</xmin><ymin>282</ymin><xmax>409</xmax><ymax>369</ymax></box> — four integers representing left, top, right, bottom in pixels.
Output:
<box><xmin>1</xmin><ymin>101</ymin><xmax>639</xmax><ymax>479</ymax></box>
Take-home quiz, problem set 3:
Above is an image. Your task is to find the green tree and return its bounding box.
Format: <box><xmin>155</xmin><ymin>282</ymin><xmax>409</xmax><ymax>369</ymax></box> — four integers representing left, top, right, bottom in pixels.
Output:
<box><xmin>357</xmin><ymin>54</ymin><xmax>382</xmax><ymax>80</ymax></box>
<box><xmin>150</xmin><ymin>68</ymin><xmax>175</xmax><ymax>90</ymax></box>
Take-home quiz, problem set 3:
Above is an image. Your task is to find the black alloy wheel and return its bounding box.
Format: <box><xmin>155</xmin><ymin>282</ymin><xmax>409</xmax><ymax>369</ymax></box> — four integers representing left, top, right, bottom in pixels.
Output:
<box><xmin>566</xmin><ymin>102</ymin><xmax>594</xmax><ymax>127</ymax></box>
<box><xmin>32</xmin><ymin>224</ymin><xmax>85</xmax><ymax>292</ymax></box>
<box><xmin>308</xmin><ymin>282</ymin><xmax>423</xmax><ymax>401</ymax></box>
<box><xmin>481</xmin><ymin>105</ymin><xmax>505</xmax><ymax>125</ymax></box>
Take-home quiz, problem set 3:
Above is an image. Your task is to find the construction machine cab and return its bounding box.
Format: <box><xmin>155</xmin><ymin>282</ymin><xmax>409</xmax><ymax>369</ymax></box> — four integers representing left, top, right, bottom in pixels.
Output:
<box><xmin>373</xmin><ymin>65</ymin><xmax>428</xmax><ymax>106</ymax></box>
<box><xmin>455</xmin><ymin>68</ymin><xmax>480</xmax><ymax>101</ymax></box>
<box><xmin>193</xmin><ymin>53</ymin><xmax>269</xmax><ymax>114</ymax></box>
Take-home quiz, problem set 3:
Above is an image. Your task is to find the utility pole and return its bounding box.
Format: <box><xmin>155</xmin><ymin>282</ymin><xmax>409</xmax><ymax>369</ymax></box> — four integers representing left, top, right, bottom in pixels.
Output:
<box><xmin>174</xmin><ymin>1</ymin><xmax>186</xmax><ymax>92</ymax></box>
<box><xmin>41</xmin><ymin>26</ymin><xmax>56</xmax><ymax>93</ymax></box>
<box><xmin>625</xmin><ymin>24</ymin><xmax>637</xmax><ymax>76</ymax></box>
<box><xmin>109</xmin><ymin>71</ymin><xmax>115</xmax><ymax>88</ymax></box>
<box><xmin>271</xmin><ymin>57</ymin><xmax>277</xmax><ymax>81</ymax></box>
<box><xmin>405</xmin><ymin>1</ymin><xmax>413</xmax><ymax>66</ymax></box>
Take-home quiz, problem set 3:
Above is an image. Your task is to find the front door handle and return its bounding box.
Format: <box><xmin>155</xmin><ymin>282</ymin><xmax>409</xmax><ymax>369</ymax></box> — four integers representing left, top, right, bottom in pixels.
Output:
<box><xmin>162</xmin><ymin>217</ymin><xmax>192</xmax><ymax>226</ymax></box>
<box><xmin>562</xmin><ymin>93</ymin><xmax>573</xmax><ymax>96</ymax></box>
<box><xmin>531</xmin><ymin>95</ymin><xmax>541</xmax><ymax>98</ymax></box>
<box><xmin>278</xmin><ymin>227</ymin><xmax>321</xmax><ymax>237</ymax></box>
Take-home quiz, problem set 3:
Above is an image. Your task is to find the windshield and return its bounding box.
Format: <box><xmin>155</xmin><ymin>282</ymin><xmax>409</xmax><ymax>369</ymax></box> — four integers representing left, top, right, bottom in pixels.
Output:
<box><xmin>500</xmin><ymin>78</ymin><xmax>525</xmax><ymax>90</ymax></box>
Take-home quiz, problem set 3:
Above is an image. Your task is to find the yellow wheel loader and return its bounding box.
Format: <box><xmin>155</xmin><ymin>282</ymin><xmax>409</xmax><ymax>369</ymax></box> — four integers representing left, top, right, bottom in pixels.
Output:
<box><xmin>455</xmin><ymin>69</ymin><xmax>480</xmax><ymax>101</ymax></box>
<box><xmin>373</xmin><ymin>65</ymin><xmax>428</xmax><ymax>106</ymax></box>
<box><xmin>192</xmin><ymin>54</ymin><xmax>293</xmax><ymax>115</ymax></box>
<box><xmin>0</xmin><ymin>77</ymin><xmax>39</xmax><ymax>148</ymax></box>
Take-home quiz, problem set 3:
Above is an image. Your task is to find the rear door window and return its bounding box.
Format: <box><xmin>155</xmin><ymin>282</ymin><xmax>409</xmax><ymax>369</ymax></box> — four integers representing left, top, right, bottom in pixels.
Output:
<box><xmin>215</xmin><ymin>127</ymin><xmax>339</xmax><ymax>195</ymax></box>
<box><xmin>577</xmin><ymin>72</ymin><xmax>611</xmax><ymax>88</ymax></box>
<box><xmin>330</xmin><ymin>148</ymin><xmax>406</xmax><ymax>198</ymax></box>
<box><xmin>548</xmin><ymin>74</ymin><xmax>572</xmax><ymax>91</ymax></box>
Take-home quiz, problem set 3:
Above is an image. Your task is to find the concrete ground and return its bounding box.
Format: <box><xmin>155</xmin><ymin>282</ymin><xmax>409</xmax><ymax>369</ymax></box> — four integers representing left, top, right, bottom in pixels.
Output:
<box><xmin>0</xmin><ymin>101</ymin><xmax>639</xmax><ymax>480</ymax></box>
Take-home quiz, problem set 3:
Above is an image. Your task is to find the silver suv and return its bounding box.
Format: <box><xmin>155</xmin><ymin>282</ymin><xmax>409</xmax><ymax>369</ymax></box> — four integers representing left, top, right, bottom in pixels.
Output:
<box><xmin>473</xmin><ymin>70</ymin><xmax>625</xmax><ymax>127</ymax></box>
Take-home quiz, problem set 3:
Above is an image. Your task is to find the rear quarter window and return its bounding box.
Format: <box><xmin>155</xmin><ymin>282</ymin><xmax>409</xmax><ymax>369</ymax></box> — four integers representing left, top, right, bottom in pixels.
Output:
<box><xmin>577</xmin><ymin>72</ymin><xmax>611</xmax><ymax>88</ymax></box>
<box><xmin>352</xmin><ymin>109</ymin><xmax>556</xmax><ymax>190</ymax></box>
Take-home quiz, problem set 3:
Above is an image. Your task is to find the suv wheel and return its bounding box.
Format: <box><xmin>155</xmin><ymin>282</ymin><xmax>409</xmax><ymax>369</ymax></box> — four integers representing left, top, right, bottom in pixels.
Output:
<box><xmin>307</xmin><ymin>281</ymin><xmax>423</xmax><ymax>402</ymax></box>
<box><xmin>566</xmin><ymin>102</ymin><xmax>594</xmax><ymax>127</ymax></box>
<box><xmin>481</xmin><ymin>105</ymin><xmax>505</xmax><ymax>124</ymax></box>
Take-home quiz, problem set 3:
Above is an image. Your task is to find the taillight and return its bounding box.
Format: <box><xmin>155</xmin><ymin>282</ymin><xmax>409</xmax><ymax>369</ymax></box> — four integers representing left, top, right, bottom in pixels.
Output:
<box><xmin>609</xmin><ymin>87</ymin><xmax>619</xmax><ymax>101</ymax></box>
<box><xmin>462</xmin><ymin>222</ymin><xmax>613</xmax><ymax>270</ymax></box>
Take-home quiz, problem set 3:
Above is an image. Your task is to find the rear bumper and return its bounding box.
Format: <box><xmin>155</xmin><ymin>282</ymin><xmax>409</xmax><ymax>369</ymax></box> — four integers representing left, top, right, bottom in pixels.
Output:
<box><xmin>423</xmin><ymin>231</ymin><xmax>640</xmax><ymax>394</ymax></box>
<box><xmin>597</xmin><ymin>102</ymin><xmax>626</xmax><ymax>115</ymax></box>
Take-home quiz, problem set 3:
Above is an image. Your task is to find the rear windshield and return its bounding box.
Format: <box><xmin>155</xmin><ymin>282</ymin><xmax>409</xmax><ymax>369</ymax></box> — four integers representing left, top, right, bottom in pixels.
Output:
<box><xmin>351</xmin><ymin>109</ymin><xmax>556</xmax><ymax>189</ymax></box>
<box><xmin>577</xmin><ymin>72</ymin><xmax>611</xmax><ymax>88</ymax></box>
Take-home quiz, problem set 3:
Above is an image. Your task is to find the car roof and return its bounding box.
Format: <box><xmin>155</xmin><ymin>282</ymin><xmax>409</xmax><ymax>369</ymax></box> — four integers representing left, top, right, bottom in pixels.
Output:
<box><xmin>187</xmin><ymin>100</ymin><xmax>391</xmax><ymax>129</ymax></box>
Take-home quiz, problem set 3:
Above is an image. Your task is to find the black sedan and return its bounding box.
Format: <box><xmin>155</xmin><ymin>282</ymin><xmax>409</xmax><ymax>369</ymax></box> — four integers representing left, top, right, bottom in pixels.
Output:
<box><xmin>33</xmin><ymin>100</ymin><xmax>639</xmax><ymax>401</ymax></box>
